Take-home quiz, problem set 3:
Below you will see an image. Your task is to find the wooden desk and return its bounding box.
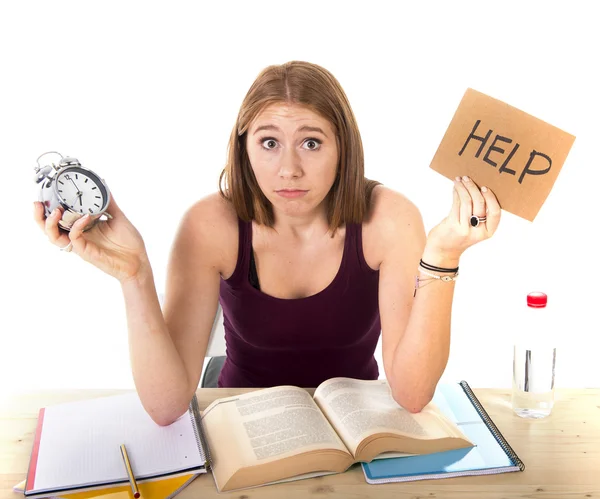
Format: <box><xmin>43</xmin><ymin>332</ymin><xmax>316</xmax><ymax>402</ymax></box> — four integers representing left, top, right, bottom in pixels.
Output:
<box><xmin>1</xmin><ymin>388</ymin><xmax>599</xmax><ymax>499</ymax></box>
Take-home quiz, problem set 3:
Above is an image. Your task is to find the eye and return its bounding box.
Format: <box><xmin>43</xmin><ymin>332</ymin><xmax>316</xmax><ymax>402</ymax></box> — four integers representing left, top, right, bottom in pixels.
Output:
<box><xmin>303</xmin><ymin>138</ymin><xmax>322</xmax><ymax>151</ymax></box>
<box><xmin>260</xmin><ymin>137</ymin><xmax>278</xmax><ymax>150</ymax></box>
<box><xmin>259</xmin><ymin>136</ymin><xmax>322</xmax><ymax>151</ymax></box>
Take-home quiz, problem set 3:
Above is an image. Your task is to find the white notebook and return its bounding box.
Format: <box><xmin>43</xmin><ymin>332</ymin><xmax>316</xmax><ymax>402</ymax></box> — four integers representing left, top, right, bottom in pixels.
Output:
<box><xmin>25</xmin><ymin>392</ymin><xmax>208</xmax><ymax>498</ymax></box>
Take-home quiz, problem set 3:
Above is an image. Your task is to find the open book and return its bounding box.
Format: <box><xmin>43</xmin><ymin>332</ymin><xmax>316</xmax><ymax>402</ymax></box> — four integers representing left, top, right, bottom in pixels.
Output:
<box><xmin>201</xmin><ymin>377</ymin><xmax>474</xmax><ymax>492</ymax></box>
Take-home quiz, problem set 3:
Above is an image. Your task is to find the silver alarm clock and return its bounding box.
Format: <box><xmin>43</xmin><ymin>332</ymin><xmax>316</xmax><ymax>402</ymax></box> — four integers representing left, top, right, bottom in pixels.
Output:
<box><xmin>34</xmin><ymin>151</ymin><xmax>112</xmax><ymax>231</ymax></box>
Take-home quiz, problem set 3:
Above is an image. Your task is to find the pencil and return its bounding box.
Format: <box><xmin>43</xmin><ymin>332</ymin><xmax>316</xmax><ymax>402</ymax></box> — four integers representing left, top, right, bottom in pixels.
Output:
<box><xmin>120</xmin><ymin>444</ymin><xmax>141</xmax><ymax>499</ymax></box>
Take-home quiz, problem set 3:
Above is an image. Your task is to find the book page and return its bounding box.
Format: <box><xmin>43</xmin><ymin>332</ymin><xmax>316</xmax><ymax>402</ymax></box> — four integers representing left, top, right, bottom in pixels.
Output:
<box><xmin>370</xmin><ymin>451</ymin><xmax>417</xmax><ymax>460</ymax></box>
<box><xmin>313</xmin><ymin>378</ymin><xmax>465</xmax><ymax>456</ymax></box>
<box><xmin>201</xmin><ymin>386</ymin><xmax>351</xmax><ymax>490</ymax></box>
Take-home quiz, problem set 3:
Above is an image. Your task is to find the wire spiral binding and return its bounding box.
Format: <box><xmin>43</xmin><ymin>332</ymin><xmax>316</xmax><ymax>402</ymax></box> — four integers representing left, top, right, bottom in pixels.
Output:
<box><xmin>189</xmin><ymin>394</ymin><xmax>213</xmax><ymax>470</ymax></box>
<box><xmin>459</xmin><ymin>380</ymin><xmax>525</xmax><ymax>471</ymax></box>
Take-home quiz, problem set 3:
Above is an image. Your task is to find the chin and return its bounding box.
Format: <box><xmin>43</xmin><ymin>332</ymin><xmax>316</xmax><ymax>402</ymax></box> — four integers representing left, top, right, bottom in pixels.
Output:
<box><xmin>276</xmin><ymin>200</ymin><xmax>310</xmax><ymax>215</ymax></box>
<box><xmin>276</xmin><ymin>197</ymin><xmax>328</xmax><ymax>218</ymax></box>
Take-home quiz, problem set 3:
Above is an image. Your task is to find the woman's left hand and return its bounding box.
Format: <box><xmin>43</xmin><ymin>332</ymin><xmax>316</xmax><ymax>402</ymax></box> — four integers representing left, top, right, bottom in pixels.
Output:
<box><xmin>423</xmin><ymin>175</ymin><xmax>501</xmax><ymax>265</ymax></box>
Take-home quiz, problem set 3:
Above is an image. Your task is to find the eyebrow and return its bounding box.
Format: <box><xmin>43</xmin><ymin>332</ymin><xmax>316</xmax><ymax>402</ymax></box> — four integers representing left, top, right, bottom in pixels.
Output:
<box><xmin>252</xmin><ymin>124</ymin><xmax>328</xmax><ymax>137</ymax></box>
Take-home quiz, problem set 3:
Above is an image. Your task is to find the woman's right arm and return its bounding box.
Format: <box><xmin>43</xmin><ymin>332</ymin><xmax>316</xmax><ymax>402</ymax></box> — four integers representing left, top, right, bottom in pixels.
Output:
<box><xmin>34</xmin><ymin>194</ymin><xmax>227</xmax><ymax>426</ymax></box>
<box><xmin>125</xmin><ymin>197</ymin><xmax>226</xmax><ymax>426</ymax></box>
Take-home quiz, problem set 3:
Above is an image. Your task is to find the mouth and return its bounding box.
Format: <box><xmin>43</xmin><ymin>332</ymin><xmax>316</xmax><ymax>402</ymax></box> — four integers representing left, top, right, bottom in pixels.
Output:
<box><xmin>275</xmin><ymin>189</ymin><xmax>309</xmax><ymax>198</ymax></box>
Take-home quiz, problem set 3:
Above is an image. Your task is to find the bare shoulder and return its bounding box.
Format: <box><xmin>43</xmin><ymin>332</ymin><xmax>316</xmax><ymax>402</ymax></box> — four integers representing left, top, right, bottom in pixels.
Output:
<box><xmin>366</xmin><ymin>185</ymin><xmax>423</xmax><ymax>227</ymax></box>
<box><xmin>175</xmin><ymin>192</ymin><xmax>239</xmax><ymax>278</ymax></box>
<box><xmin>184</xmin><ymin>191</ymin><xmax>238</xmax><ymax>229</ymax></box>
<box><xmin>362</xmin><ymin>185</ymin><xmax>426</xmax><ymax>269</ymax></box>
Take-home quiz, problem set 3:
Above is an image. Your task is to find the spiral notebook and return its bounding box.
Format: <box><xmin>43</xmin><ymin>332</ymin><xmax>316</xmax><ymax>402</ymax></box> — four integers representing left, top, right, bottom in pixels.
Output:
<box><xmin>15</xmin><ymin>473</ymin><xmax>197</xmax><ymax>499</ymax></box>
<box><xmin>24</xmin><ymin>392</ymin><xmax>209</xmax><ymax>499</ymax></box>
<box><xmin>362</xmin><ymin>381</ymin><xmax>525</xmax><ymax>483</ymax></box>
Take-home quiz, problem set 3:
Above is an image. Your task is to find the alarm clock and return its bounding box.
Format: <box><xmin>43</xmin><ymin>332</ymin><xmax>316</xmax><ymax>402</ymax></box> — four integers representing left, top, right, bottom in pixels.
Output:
<box><xmin>34</xmin><ymin>151</ymin><xmax>112</xmax><ymax>231</ymax></box>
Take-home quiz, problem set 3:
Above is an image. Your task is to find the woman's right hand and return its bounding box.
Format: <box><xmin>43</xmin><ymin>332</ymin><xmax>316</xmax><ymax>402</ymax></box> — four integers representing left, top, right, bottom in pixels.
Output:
<box><xmin>33</xmin><ymin>195</ymin><xmax>150</xmax><ymax>283</ymax></box>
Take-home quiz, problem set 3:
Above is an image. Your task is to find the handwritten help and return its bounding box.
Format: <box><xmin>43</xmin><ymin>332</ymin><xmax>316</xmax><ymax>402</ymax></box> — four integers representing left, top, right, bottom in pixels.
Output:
<box><xmin>459</xmin><ymin>119</ymin><xmax>552</xmax><ymax>185</ymax></box>
<box><xmin>429</xmin><ymin>88</ymin><xmax>575</xmax><ymax>221</ymax></box>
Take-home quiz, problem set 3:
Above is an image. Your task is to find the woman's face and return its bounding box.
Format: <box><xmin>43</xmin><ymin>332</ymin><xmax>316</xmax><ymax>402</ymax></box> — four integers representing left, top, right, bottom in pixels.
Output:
<box><xmin>246</xmin><ymin>102</ymin><xmax>339</xmax><ymax>219</ymax></box>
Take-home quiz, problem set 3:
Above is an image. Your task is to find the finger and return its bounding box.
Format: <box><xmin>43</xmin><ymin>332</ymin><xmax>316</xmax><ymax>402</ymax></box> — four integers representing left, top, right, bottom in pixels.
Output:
<box><xmin>461</xmin><ymin>176</ymin><xmax>486</xmax><ymax>217</ymax></box>
<box><xmin>45</xmin><ymin>208</ymin><xmax>71</xmax><ymax>246</ymax></box>
<box><xmin>69</xmin><ymin>214</ymin><xmax>92</xmax><ymax>252</ymax></box>
<box><xmin>33</xmin><ymin>201</ymin><xmax>47</xmax><ymax>231</ymax></box>
<box><xmin>481</xmin><ymin>186</ymin><xmax>501</xmax><ymax>234</ymax></box>
<box><xmin>454</xmin><ymin>177</ymin><xmax>472</xmax><ymax>226</ymax></box>
<box><xmin>449</xmin><ymin>184</ymin><xmax>460</xmax><ymax>224</ymax></box>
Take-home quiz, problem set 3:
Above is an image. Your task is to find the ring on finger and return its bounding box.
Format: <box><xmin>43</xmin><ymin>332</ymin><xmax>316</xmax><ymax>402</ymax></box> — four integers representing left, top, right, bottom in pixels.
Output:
<box><xmin>59</xmin><ymin>241</ymin><xmax>73</xmax><ymax>252</ymax></box>
<box><xmin>470</xmin><ymin>215</ymin><xmax>487</xmax><ymax>228</ymax></box>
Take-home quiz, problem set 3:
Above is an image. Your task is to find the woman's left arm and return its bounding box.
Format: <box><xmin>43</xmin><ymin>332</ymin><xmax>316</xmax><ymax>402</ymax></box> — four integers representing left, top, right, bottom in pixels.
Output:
<box><xmin>377</xmin><ymin>176</ymin><xmax>501</xmax><ymax>413</ymax></box>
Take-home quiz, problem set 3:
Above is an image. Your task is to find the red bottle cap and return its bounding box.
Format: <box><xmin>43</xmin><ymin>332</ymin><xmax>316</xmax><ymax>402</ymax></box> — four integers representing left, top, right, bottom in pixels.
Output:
<box><xmin>527</xmin><ymin>292</ymin><xmax>547</xmax><ymax>308</ymax></box>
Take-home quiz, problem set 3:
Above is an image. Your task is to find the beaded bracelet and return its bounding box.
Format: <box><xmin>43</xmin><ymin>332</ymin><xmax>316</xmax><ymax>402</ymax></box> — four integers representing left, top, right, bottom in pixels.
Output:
<box><xmin>413</xmin><ymin>269</ymin><xmax>459</xmax><ymax>297</ymax></box>
<box><xmin>418</xmin><ymin>268</ymin><xmax>459</xmax><ymax>281</ymax></box>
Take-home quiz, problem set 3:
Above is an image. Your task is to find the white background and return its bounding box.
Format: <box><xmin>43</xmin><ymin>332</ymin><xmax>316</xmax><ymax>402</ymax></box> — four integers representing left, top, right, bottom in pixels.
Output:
<box><xmin>1</xmin><ymin>0</ymin><xmax>598</xmax><ymax>397</ymax></box>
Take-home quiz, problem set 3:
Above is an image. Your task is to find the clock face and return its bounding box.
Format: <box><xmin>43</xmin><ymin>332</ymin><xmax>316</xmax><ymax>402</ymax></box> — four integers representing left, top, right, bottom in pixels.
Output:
<box><xmin>55</xmin><ymin>167</ymin><xmax>109</xmax><ymax>215</ymax></box>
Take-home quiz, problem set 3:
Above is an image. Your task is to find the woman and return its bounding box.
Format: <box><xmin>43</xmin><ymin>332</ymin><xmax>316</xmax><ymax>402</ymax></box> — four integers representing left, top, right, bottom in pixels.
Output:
<box><xmin>33</xmin><ymin>61</ymin><xmax>501</xmax><ymax>426</ymax></box>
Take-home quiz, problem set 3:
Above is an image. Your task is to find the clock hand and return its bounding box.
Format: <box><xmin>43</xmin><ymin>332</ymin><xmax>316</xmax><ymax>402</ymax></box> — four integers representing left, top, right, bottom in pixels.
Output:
<box><xmin>66</xmin><ymin>190</ymin><xmax>82</xmax><ymax>207</ymax></box>
<box><xmin>67</xmin><ymin>176</ymin><xmax>83</xmax><ymax>197</ymax></box>
<box><xmin>66</xmin><ymin>193</ymin><xmax>79</xmax><ymax>207</ymax></box>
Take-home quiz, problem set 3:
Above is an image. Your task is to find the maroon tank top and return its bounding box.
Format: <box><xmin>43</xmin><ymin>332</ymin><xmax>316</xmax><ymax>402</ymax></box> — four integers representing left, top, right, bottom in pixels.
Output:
<box><xmin>217</xmin><ymin>218</ymin><xmax>381</xmax><ymax>388</ymax></box>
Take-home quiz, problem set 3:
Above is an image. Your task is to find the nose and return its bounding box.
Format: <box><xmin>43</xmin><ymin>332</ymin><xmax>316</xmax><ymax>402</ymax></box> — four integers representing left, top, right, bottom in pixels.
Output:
<box><xmin>278</xmin><ymin>147</ymin><xmax>303</xmax><ymax>179</ymax></box>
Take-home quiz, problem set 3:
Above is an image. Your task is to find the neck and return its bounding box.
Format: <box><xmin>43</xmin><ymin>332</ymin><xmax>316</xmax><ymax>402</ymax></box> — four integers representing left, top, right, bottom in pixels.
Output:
<box><xmin>271</xmin><ymin>207</ymin><xmax>332</xmax><ymax>241</ymax></box>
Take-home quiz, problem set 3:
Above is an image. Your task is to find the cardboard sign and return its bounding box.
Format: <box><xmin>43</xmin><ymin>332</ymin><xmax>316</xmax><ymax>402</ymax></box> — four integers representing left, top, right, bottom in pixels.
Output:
<box><xmin>429</xmin><ymin>88</ymin><xmax>575</xmax><ymax>221</ymax></box>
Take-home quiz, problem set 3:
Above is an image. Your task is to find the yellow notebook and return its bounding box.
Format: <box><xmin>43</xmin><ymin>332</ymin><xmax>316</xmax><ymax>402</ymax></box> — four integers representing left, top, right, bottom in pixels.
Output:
<box><xmin>14</xmin><ymin>474</ymin><xmax>198</xmax><ymax>499</ymax></box>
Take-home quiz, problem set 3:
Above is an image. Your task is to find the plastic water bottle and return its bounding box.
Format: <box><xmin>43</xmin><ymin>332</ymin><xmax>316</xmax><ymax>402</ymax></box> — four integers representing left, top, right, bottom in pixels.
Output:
<box><xmin>511</xmin><ymin>292</ymin><xmax>556</xmax><ymax>418</ymax></box>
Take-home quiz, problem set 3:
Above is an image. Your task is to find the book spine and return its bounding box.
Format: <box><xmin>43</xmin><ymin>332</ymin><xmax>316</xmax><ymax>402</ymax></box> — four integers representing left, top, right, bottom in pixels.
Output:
<box><xmin>459</xmin><ymin>380</ymin><xmax>525</xmax><ymax>471</ymax></box>
<box><xmin>189</xmin><ymin>394</ymin><xmax>213</xmax><ymax>470</ymax></box>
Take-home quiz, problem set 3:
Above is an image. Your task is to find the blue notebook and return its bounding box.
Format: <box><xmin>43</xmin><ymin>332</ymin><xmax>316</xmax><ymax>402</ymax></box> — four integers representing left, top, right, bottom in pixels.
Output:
<box><xmin>362</xmin><ymin>381</ymin><xmax>525</xmax><ymax>483</ymax></box>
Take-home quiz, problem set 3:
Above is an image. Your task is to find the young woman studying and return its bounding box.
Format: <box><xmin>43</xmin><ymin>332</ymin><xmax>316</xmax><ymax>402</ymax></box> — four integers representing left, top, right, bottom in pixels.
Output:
<box><xmin>33</xmin><ymin>61</ymin><xmax>501</xmax><ymax>426</ymax></box>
